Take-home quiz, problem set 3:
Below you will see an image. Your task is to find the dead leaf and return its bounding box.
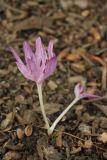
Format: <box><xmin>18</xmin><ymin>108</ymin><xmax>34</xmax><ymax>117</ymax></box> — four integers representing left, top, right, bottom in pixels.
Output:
<box><xmin>4</xmin><ymin>140</ymin><xmax>24</xmax><ymax>151</ymax></box>
<box><xmin>37</xmin><ymin>136</ymin><xmax>48</xmax><ymax>160</ymax></box>
<box><xmin>88</xmin><ymin>81</ymin><xmax>101</xmax><ymax>87</ymax></box>
<box><xmin>68</xmin><ymin>75</ymin><xmax>86</xmax><ymax>84</ymax></box>
<box><xmin>58</xmin><ymin>49</ymin><xmax>81</xmax><ymax>62</ymax></box>
<box><xmin>57</xmin><ymin>51</ymin><xmax>68</xmax><ymax>60</ymax></box>
<box><xmin>60</xmin><ymin>0</ymin><xmax>73</xmax><ymax>10</ymax></box>
<box><xmin>48</xmin><ymin>80</ymin><xmax>58</xmax><ymax>90</ymax></box>
<box><xmin>23</xmin><ymin>109</ymin><xmax>37</xmax><ymax>124</ymax></box>
<box><xmin>15</xmin><ymin>113</ymin><xmax>24</xmax><ymax>125</ymax></box>
<box><xmin>52</xmin><ymin>10</ymin><xmax>65</xmax><ymax>20</ymax></box>
<box><xmin>97</xmin><ymin>132</ymin><xmax>107</xmax><ymax>143</ymax></box>
<box><xmin>3</xmin><ymin>151</ymin><xmax>22</xmax><ymax>160</ymax></box>
<box><xmin>1</xmin><ymin>112</ymin><xmax>14</xmax><ymax>131</ymax></box>
<box><xmin>83</xmin><ymin>139</ymin><xmax>93</xmax><ymax>149</ymax></box>
<box><xmin>44</xmin><ymin>103</ymin><xmax>62</xmax><ymax>115</ymax></box>
<box><xmin>12</xmin><ymin>16</ymin><xmax>52</xmax><ymax>32</ymax></box>
<box><xmin>37</xmin><ymin>143</ymin><xmax>44</xmax><ymax>160</ymax></box>
<box><xmin>89</xmin><ymin>27</ymin><xmax>101</xmax><ymax>42</ymax></box>
<box><xmin>16</xmin><ymin>128</ymin><xmax>24</xmax><ymax>139</ymax></box>
<box><xmin>34</xmin><ymin>103</ymin><xmax>62</xmax><ymax>116</ymax></box>
<box><xmin>0</xmin><ymin>69</ymin><xmax>10</xmax><ymax>76</ymax></box>
<box><xmin>90</xmin><ymin>55</ymin><xmax>106</xmax><ymax>66</ymax></box>
<box><xmin>55</xmin><ymin>126</ymin><xmax>64</xmax><ymax>147</ymax></box>
<box><xmin>25</xmin><ymin>124</ymin><xmax>33</xmax><ymax>137</ymax></box>
<box><xmin>71</xmin><ymin>147</ymin><xmax>81</xmax><ymax>154</ymax></box>
<box><xmin>66</xmin><ymin>53</ymin><xmax>80</xmax><ymax>61</ymax></box>
<box><xmin>74</xmin><ymin>0</ymin><xmax>88</xmax><ymax>9</ymax></box>
<box><xmin>100</xmin><ymin>117</ymin><xmax>107</xmax><ymax>129</ymax></box>
<box><xmin>71</xmin><ymin>62</ymin><xmax>85</xmax><ymax>73</ymax></box>
<box><xmin>43</xmin><ymin>146</ymin><xmax>62</xmax><ymax>160</ymax></box>
<box><xmin>79</xmin><ymin>123</ymin><xmax>91</xmax><ymax>135</ymax></box>
<box><xmin>15</xmin><ymin>95</ymin><xmax>25</xmax><ymax>104</ymax></box>
<box><xmin>94</xmin><ymin>104</ymin><xmax>107</xmax><ymax>117</ymax></box>
<box><xmin>81</xmin><ymin>10</ymin><xmax>90</xmax><ymax>17</ymax></box>
<box><xmin>11</xmin><ymin>16</ymin><xmax>42</xmax><ymax>32</ymax></box>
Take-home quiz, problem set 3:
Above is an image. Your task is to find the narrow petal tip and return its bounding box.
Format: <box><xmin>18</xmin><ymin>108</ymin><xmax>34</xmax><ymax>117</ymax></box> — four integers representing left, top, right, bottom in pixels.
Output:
<box><xmin>23</xmin><ymin>41</ymin><xmax>33</xmax><ymax>59</ymax></box>
<box><xmin>36</xmin><ymin>37</ymin><xmax>42</xmax><ymax>45</ymax></box>
<box><xmin>10</xmin><ymin>47</ymin><xmax>21</xmax><ymax>63</ymax></box>
<box><xmin>48</xmin><ymin>40</ymin><xmax>55</xmax><ymax>58</ymax></box>
<box><xmin>74</xmin><ymin>83</ymin><xmax>84</xmax><ymax>98</ymax></box>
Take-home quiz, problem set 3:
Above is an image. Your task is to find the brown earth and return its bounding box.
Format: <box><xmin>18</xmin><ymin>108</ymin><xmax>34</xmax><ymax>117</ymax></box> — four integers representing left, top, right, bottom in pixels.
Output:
<box><xmin>0</xmin><ymin>0</ymin><xmax>107</xmax><ymax>159</ymax></box>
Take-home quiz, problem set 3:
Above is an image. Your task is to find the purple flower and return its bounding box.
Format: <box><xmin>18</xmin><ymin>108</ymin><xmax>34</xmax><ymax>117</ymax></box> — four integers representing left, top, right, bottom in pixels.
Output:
<box><xmin>74</xmin><ymin>83</ymin><xmax>100</xmax><ymax>100</ymax></box>
<box><xmin>10</xmin><ymin>37</ymin><xmax>57</xmax><ymax>84</ymax></box>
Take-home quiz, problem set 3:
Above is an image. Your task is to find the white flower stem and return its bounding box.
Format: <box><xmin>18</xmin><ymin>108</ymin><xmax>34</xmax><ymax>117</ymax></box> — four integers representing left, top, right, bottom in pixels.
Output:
<box><xmin>37</xmin><ymin>84</ymin><xmax>50</xmax><ymax>133</ymax></box>
<box><xmin>49</xmin><ymin>98</ymin><xmax>79</xmax><ymax>135</ymax></box>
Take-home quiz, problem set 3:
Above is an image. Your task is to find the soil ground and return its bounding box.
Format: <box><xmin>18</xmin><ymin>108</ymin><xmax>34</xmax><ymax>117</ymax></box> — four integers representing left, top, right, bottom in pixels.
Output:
<box><xmin>0</xmin><ymin>0</ymin><xmax>107</xmax><ymax>159</ymax></box>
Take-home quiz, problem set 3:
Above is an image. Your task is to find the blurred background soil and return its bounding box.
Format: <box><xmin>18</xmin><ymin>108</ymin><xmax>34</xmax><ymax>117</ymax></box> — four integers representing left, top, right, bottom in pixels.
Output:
<box><xmin>0</xmin><ymin>0</ymin><xmax>107</xmax><ymax>159</ymax></box>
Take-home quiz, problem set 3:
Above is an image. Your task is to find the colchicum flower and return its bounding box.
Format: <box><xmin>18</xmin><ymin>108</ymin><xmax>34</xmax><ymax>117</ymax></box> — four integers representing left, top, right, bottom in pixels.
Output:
<box><xmin>10</xmin><ymin>37</ymin><xmax>57</xmax><ymax>84</ymax></box>
<box><xmin>10</xmin><ymin>37</ymin><xmax>57</xmax><ymax>134</ymax></box>
<box><xmin>74</xmin><ymin>83</ymin><xmax>100</xmax><ymax>100</ymax></box>
<box><xmin>10</xmin><ymin>37</ymin><xmax>101</xmax><ymax>135</ymax></box>
<box><xmin>49</xmin><ymin>83</ymin><xmax>101</xmax><ymax>134</ymax></box>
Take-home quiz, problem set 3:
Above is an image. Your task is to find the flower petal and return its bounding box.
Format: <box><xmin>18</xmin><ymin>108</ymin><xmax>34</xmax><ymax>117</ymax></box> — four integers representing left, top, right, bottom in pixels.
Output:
<box><xmin>48</xmin><ymin>40</ymin><xmax>55</xmax><ymax>59</ymax></box>
<box><xmin>23</xmin><ymin>41</ymin><xmax>35</xmax><ymax>63</ymax></box>
<box><xmin>43</xmin><ymin>56</ymin><xmax>57</xmax><ymax>80</ymax></box>
<box><xmin>74</xmin><ymin>83</ymin><xmax>84</xmax><ymax>98</ymax></box>
<box><xmin>35</xmin><ymin>37</ymin><xmax>46</xmax><ymax>64</ymax></box>
<box><xmin>23</xmin><ymin>41</ymin><xmax>34</xmax><ymax>58</ymax></box>
<box><xmin>80</xmin><ymin>93</ymin><xmax>101</xmax><ymax>99</ymax></box>
<box><xmin>23</xmin><ymin>41</ymin><xmax>40</xmax><ymax>79</ymax></box>
<box><xmin>10</xmin><ymin>47</ymin><xmax>33</xmax><ymax>81</ymax></box>
<box><xmin>10</xmin><ymin>47</ymin><xmax>24</xmax><ymax>65</ymax></box>
<box><xmin>16</xmin><ymin>62</ymin><xmax>32</xmax><ymax>80</ymax></box>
